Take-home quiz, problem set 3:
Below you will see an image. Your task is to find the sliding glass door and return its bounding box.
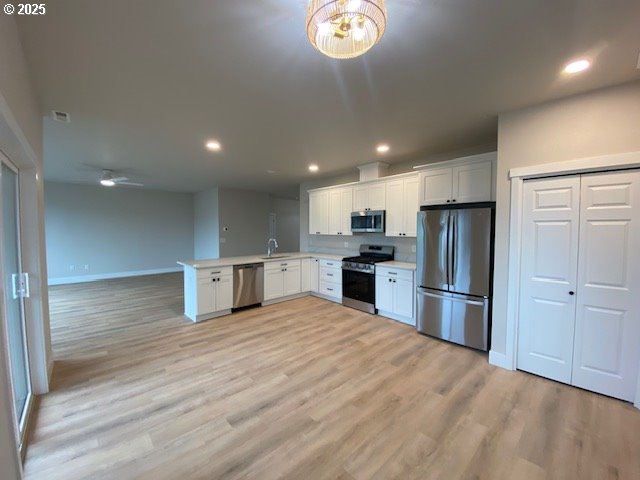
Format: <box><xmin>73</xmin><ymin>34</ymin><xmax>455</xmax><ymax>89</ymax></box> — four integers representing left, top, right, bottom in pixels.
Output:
<box><xmin>0</xmin><ymin>156</ymin><xmax>32</xmax><ymax>448</ymax></box>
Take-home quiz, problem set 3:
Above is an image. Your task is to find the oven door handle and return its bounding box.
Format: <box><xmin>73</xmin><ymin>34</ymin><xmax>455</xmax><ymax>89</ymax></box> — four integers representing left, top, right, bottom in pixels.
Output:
<box><xmin>342</xmin><ymin>266</ymin><xmax>374</xmax><ymax>274</ymax></box>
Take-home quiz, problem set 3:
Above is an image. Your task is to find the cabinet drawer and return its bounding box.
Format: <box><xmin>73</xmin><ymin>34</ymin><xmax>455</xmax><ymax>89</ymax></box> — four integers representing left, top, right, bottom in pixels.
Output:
<box><xmin>375</xmin><ymin>266</ymin><xmax>414</xmax><ymax>282</ymax></box>
<box><xmin>265</xmin><ymin>259</ymin><xmax>300</xmax><ymax>271</ymax></box>
<box><xmin>319</xmin><ymin>259</ymin><xmax>340</xmax><ymax>268</ymax></box>
<box><xmin>319</xmin><ymin>280</ymin><xmax>341</xmax><ymax>298</ymax></box>
<box><xmin>319</xmin><ymin>266</ymin><xmax>341</xmax><ymax>284</ymax></box>
<box><xmin>197</xmin><ymin>266</ymin><xmax>232</xmax><ymax>279</ymax></box>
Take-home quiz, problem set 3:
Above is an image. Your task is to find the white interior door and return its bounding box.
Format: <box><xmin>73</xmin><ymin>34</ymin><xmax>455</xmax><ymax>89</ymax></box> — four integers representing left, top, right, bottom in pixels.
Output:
<box><xmin>572</xmin><ymin>171</ymin><xmax>640</xmax><ymax>401</ymax></box>
<box><xmin>517</xmin><ymin>176</ymin><xmax>580</xmax><ymax>384</ymax></box>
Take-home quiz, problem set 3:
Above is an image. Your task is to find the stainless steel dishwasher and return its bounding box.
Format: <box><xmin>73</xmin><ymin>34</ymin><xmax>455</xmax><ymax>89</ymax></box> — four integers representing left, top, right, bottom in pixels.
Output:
<box><xmin>233</xmin><ymin>263</ymin><xmax>264</xmax><ymax>308</ymax></box>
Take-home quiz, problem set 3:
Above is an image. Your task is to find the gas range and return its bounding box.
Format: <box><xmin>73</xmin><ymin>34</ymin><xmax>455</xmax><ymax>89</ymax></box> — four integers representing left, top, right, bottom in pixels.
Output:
<box><xmin>341</xmin><ymin>245</ymin><xmax>394</xmax><ymax>314</ymax></box>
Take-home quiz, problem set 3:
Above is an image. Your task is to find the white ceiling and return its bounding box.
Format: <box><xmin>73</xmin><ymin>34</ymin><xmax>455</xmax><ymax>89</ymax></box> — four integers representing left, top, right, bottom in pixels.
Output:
<box><xmin>16</xmin><ymin>0</ymin><xmax>640</xmax><ymax>196</ymax></box>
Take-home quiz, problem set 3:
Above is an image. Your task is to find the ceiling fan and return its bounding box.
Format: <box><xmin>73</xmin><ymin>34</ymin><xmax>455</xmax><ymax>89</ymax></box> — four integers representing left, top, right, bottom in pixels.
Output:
<box><xmin>99</xmin><ymin>169</ymin><xmax>144</xmax><ymax>187</ymax></box>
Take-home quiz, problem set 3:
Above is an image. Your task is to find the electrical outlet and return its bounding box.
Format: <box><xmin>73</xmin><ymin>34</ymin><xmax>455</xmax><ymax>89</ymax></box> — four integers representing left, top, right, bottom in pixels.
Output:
<box><xmin>220</xmin><ymin>237</ymin><xmax>226</xmax><ymax>244</ymax></box>
<box><xmin>69</xmin><ymin>265</ymin><xmax>75</xmax><ymax>272</ymax></box>
<box><xmin>84</xmin><ymin>264</ymin><xmax>90</xmax><ymax>271</ymax></box>
<box><xmin>411</xmin><ymin>245</ymin><xmax>416</xmax><ymax>253</ymax></box>
<box><xmin>343</xmin><ymin>241</ymin><xmax>349</xmax><ymax>248</ymax></box>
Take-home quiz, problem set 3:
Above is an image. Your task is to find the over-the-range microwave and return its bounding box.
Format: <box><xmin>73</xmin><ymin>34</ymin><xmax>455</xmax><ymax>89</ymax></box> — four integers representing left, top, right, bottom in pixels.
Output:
<box><xmin>351</xmin><ymin>210</ymin><xmax>385</xmax><ymax>233</ymax></box>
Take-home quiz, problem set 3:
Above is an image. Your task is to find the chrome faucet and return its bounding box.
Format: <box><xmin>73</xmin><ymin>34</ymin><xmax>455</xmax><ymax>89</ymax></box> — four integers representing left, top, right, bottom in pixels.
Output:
<box><xmin>267</xmin><ymin>238</ymin><xmax>279</xmax><ymax>257</ymax></box>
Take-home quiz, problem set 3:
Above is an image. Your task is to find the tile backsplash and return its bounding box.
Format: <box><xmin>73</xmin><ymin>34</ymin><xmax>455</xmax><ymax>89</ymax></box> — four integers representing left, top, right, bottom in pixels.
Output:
<box><xmin>305</xmin><ymin>233</ymin><xmax>417</xmax><ymax>263</ymax></box>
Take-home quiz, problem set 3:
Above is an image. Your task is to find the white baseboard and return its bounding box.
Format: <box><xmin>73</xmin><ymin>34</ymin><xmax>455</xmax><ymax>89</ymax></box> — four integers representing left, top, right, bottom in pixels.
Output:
<box><xmin>489</xmin><ymin>350</ymin><xmax>513</xmax><ymax>371</ymax></box>
<box><xmin>48</xmin><ymin>267</ymin><xmax>182</xmax><ymax>286</ymax></box>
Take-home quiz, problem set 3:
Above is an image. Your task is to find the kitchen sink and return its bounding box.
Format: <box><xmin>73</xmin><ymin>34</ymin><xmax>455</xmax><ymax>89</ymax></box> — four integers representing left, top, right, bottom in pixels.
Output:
<box><xmin>259</xmin><ymin>255</ymin><xmax>291</xmax><ymax>259</ymax></box>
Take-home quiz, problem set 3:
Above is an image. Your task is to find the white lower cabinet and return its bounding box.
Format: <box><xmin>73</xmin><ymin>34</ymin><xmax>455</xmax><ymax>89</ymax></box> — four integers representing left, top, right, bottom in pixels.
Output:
<box><xmin>301</xmin><ymin>257</ymin><xmax>321</xmax><ymax>293</ymax></box>
<box><xmin>264</xmin><ymin>260</ymin><xmax>302</xmax><ymax>301</ymax></box>
<box><xmin>375</xmin><ymin>266</ymin><xmax>415</xmax><ymax>326</ymax></box>
<box><xmin>301</xmin><ymin>258</ymin><xmax>311</xmax><ymax>292</ymax></box>
<box><xmin>185</xmin><ymin>266</ymin><xmax>233</xmax><ymax>322</ymax></box>
<box><xmin>318</xmin><ymin>259</ymin><xmax>342</xmax><ymax>302</ymax></box>
<box><xmin>310</xmin><ymin>258</ymin><xmax>319</xmax><ymax>293</ymax></box>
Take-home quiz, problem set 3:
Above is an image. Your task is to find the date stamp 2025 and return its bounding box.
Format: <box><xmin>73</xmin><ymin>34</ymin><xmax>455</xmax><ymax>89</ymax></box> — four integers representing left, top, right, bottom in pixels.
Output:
<box><xmin>4</xmin><ymin>3</ymin><xmax>46</xmax><ymax>15</ymax></box>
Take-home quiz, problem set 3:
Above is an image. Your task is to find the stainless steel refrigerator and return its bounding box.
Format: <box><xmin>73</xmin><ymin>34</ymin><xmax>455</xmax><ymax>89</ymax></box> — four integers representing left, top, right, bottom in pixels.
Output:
<box><xmin>416</xmin><ymin>203</ymin><xmax>495</xmax><ymax>351</ymax></box>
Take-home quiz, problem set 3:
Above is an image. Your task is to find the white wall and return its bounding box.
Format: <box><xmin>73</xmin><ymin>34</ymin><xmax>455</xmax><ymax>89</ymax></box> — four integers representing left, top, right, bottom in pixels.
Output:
<box><xmin>492</xmin><ymin>80</ymin><xmax>640</xmax><ymax>356</ymax></box>
<box><xmin>218</xmin><ymin>188</ymin><xmax>271</xmax><ymax>257</ymax></box>
<box><xmin>194</xmin><ymin>188</ymin><xmax>219</xmax><ymax>260</ymax></box>
<box><xmin>0</xmin><ymin>14</ymin><xmax>48</xmax><ymax>480</ymax></box>
<box><xmin>45</xmin><ymin>182</ymin><xmax>194</xmax><ymax>282</ymax></box>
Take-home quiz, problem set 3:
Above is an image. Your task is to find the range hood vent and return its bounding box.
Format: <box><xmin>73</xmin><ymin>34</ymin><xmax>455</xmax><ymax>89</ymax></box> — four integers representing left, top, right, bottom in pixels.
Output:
<box><xmin>358</xmin><ymin>162</ymin><xmax>389</xmax><ymax>182</ymax></box>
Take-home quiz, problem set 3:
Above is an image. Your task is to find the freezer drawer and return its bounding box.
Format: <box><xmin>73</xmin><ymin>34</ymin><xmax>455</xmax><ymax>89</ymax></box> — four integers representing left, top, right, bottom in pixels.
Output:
<box><xmin>416</xmin><ymin>287</ymin><xmax>489</xmax><ymax>351</ymax></box>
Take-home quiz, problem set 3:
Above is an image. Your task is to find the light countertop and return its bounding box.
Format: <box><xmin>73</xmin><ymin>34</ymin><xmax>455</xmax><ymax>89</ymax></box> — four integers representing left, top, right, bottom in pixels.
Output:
<box><xmin>177</xmin><ymin>252</ymin><xmax>345</xmax><ymax>269</ymax></box>
<box><xmin>378</xmin><ymin>261</ymin><xmax>417</xmax><ymax>270</ymax></box>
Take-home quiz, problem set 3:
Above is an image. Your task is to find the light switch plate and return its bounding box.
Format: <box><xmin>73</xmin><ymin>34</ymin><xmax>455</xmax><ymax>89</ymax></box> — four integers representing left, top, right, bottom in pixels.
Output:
<box><xmin>220</xmin><ymin>238</ymin><xmax>226</xmax><ymax>244</ymax></box>
<box><xmin>344</xmin><ymin>241</ymin><xmax>349</xmax><ymax>248</ymax></box>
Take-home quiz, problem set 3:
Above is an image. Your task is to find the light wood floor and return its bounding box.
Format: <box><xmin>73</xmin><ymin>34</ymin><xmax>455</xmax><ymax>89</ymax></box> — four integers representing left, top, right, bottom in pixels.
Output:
<box><xmin>24</xmin><ymin>273</ymin><xmax>640</xmax><ymax>480</ymax></box>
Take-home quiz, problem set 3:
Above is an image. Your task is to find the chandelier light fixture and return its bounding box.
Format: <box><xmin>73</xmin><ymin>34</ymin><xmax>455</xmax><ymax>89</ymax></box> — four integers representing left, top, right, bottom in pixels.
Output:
<box><xmin>306</xmin><ymin>0</ymin><xmax>387</xmax><ymax>59</ymax></box>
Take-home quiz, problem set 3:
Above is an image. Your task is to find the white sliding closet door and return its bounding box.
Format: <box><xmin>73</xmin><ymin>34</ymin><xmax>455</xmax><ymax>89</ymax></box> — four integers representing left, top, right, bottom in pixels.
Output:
<box><xmin>517</xmin><ymin>176</ymin><xmax>580</xmax><ymax>384</ymax></box>
<box><xmin>572</xmin><ymin>171</ymin><xmax>640</xmax><ymax>401</ymax></box>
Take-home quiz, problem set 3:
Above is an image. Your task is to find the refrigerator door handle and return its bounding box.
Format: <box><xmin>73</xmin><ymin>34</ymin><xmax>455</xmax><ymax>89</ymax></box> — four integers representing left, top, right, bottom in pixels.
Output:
<box><xmin>446</xmin><ymin>214</ymin><xmax>453</xmax><ymax>288</ymax></box>
<box><xmin>451</xmin><ymin>214</ymin><xmax>456</xmax><ymax>288</ymax></box>
<box><xmin>416</xmin><ymin>288</ymin><xmax>485</xmax><ymax>307</ymax></box>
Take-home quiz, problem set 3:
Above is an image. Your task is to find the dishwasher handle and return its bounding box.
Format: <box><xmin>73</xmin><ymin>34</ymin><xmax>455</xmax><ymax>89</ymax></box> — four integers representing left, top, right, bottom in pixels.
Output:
<box><xmin>234</xmin><ymin>263</ymin><xmax>263</xmax><ymax>270</ymax></box>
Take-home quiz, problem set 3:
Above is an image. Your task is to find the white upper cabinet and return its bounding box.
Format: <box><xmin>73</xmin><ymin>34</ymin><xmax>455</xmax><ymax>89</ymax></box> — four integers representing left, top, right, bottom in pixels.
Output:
<box><xmin>385</xmin><ymin>175</ymin><xmax>419</xmax><ymax>237</ymax></box>
<box><xmin>309</xmin><ymin>190</ymin><xmax>329</xmax><ymax>235</ymax></box>
<box><xmin>417</xmin><ymin>153</ymin><xmax>496</xmax><ymax>206</ymax></box>
<box><xmin>453</xmin><ymin>161</ymin><xmax>493</xmax><ymax>204</ymax></box>
<box><xmin>328</xmin><ymin>187</ymin><xmax>353</xmax><ymax>236</ymax></box>
<box><xmin>419</xmin><ymin>168</ymin><xmax>453</xmax><ymax>206</ymax></box>
<box><xmin>403</xmin><ymin>177</ymin><xmax>419</xmax><ymax>237</ymax></box>
<box><xmin>353</xmin><ymin>182</ymin><xmax>386</xmax><ymax>211</ymax></box>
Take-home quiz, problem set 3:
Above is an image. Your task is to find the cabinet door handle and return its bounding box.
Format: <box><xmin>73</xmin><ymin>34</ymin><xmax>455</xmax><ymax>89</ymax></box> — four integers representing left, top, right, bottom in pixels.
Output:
<box><xmin>327</xmin><ymin>273</ymin><xmax>333</xmax><ymax>277</ymax></box>
<box><xmin>388</xmin><ymin>278</ymin><xmax>392</xmax><ymax>282</ymax></box>
<box><xmin>452</xmin><ymin>199</ymin><xmax>457</xmax><ymax>202</ymax></box>
<box><xmin>569</xmin><ymin>291</ymin><xmax>575</xmax><ymax>296</ymax></box>
<box><xmin>327</xmin><ymin>287</ymin><xmax>333</xmax><ymax>291</ymax></box>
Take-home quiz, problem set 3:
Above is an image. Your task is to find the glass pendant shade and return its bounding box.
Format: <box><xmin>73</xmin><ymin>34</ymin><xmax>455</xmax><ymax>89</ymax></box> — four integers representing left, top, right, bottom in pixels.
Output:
<box><xmin>306</xmin><ymin>0</ymin><xmax>387</xmax><ymax>59</ymax></box>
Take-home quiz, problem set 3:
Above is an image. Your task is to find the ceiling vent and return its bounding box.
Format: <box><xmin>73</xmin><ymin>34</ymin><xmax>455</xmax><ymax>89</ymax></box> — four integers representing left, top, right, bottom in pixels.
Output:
<box><xmin>51</xmin><ymin>110</ymin><xmax>70</xmax><ymax>123</ymax></box>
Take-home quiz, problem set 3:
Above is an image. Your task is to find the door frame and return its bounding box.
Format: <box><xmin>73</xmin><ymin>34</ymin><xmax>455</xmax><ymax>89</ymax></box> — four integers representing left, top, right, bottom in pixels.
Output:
<box><xmin>0</xmin><ymin>154</ymin><xmax>34</xmax><ymax>453</ymax></box>
<box><xmin>499</xmin><ymin>150</ymin><xmax>640</xmax><ymax>408</ymax></box>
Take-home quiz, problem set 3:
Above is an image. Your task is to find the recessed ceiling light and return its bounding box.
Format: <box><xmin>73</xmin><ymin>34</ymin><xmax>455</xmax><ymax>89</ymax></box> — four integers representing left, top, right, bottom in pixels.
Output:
<box><xmin>563</xmin><ymin>59</ymin><xmax>591</xmax><ymax>74</ymax></box>
<box><xmin>376</xmin><ymin>144</ymin><xmax>390</xmax><ymax>154</ymax></box>
<box><xmin>308</xmin><ymin>164</ymin><xmax>319</xmax><ymax>172</ymax></box>
<box><xmin>205</xmin><ymin>140</ymin><xmax>222</xmax><ymax>152</ymax></box>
